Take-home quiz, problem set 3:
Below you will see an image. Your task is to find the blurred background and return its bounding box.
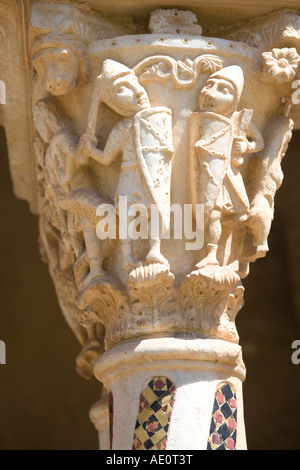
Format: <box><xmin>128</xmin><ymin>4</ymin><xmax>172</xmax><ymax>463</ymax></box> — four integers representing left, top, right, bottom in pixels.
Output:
<box><xmin>0</xmin><ymin>125</ymin><xmax>299</xmax><ymax>450</ymax></box>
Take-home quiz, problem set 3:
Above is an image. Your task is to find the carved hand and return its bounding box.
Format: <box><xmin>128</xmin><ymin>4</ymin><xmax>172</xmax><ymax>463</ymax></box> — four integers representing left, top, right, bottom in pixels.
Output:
<box><xmin>194</xmin><ymin>139</ymin><xmax>204</xmax><ymax>154</ymax></box>
<box><xmin>232</xmin><ymin>155</ymin><xmax>244</xmax><ymax>167</ymax></box>
<box><xmin>167</xmin><ymin>147</ymin><xmax>175</xmax><ymax>159</ymax></box>
<box><xmin>77</xmin><ymin>133</ymin><xmax>98</xmax><ymax>165</ymax></box>
<box><xmin>232</xmin><ymin>136</ymin><xmax>248</xmax><ymax>156</ymax></box>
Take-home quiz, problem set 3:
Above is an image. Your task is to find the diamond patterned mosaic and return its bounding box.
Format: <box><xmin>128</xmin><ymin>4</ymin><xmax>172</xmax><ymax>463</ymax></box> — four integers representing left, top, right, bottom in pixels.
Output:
<box><xmin>132</xmin><ymin>376</ymin><xmax>176</xmax><ymax>450</ymax></box>
<box><xmin>108</xmin><ymin>391</ymin><xmax>113</xmax><ymax>450</ymax></box>
<box><xmin>207</xmin><ymin>382</ymin><xmax>237</xmax><ymax>450</ymax></box>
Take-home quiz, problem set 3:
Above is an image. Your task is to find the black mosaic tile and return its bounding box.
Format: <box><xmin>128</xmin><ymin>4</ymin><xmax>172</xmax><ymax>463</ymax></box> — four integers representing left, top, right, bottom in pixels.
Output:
<box><xmin>218</xmin><ymin>423</ymin><xmax>231</xmax><ymax>441</ymax></box>
<box><xmin>221</xmin><ymin>383</ymin><xmax>233</xmax><ymax>401</ymax></box>
<box><xmin>221</xmin><ymin>402</ymin><xmax>232</xmax><ymax>419</ymax></box>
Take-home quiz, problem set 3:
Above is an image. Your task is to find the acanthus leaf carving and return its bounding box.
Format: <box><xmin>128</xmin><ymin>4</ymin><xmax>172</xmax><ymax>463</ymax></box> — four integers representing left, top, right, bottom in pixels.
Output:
<box><xmin>210</xmin><ymin>9</ymin><xmax>300</xmax><ymax>53</ymax></box>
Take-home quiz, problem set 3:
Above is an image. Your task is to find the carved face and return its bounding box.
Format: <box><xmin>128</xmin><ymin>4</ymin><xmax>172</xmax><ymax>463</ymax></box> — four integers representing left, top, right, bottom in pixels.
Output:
<box><xmin>33</xmin><ymin>48</ymin><xmax>79</xmax><ymax>96</ymax></box>
<box><xmin>111</xmin><ymin>75</ymin><xmax>150</xmax><ymax>115</ymax></box>
<box><xmin>199</xmin><ymin>78</ymin><xmax>236</xmax><ymax>116</ymax></box>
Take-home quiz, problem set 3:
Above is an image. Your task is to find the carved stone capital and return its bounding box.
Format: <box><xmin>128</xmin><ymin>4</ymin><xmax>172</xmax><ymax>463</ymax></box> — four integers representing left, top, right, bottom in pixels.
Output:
<box><xmin>27</xmin><ymin>3</ymin><xmax>299</xmax><ymax>350</ymax></box>
<box><xmin>2</xmin><ymin>0</ymin><xmax>300</xmax><ymax>450</ymax></box>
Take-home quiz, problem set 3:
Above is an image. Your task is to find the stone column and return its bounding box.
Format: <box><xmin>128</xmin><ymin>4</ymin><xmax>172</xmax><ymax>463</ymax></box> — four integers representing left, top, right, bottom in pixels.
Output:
<box><xmin>95</xmin><ymin>336</ymin><xmax>246</xmax><ymax>450</ymax></box>
<box><xmin>2</xmin><ymin>0</ymin><xmax>300</xmax><ymax>450</ymax></box>
<box><xmin>89</xmin><ymin>391</ymin><xmax>111</xmax><ymax>450</ymax></box>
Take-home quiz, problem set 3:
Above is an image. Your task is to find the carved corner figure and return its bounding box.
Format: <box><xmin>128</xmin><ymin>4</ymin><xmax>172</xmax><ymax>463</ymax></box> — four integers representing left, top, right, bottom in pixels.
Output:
<box><xmin>190</xmin><ymin>66</ymin><xmax>264</xmax><ymax>274</ymax></box>
<box><xmin>79</xmin><ymin>59</ymin><xmax>174</xmax><ymax>280</ymax></box>
<box><xmin>33</xmin><ymin>97</ymin><xmax>115</xmax><ymax>290</ymax></box>
<box><xmin>31</xmin><ymin>30</ymin><xmax>115</xmax><ymax>376</ymax></box>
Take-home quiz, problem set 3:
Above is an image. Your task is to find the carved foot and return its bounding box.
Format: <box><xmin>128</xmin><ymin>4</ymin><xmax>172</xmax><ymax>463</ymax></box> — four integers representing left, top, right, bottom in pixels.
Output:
<box><xmin>80</xmin><ymin>268</ymin><xmax>107</xmax><ymax>290</ymax></box>
<box><xmin>76</xmin><ymin>272</ymin><xmax>118</xmax><ymax>310</ymax></box>
<box><xmin>145</xmin><ymin>251</ymin><xmax>170</xmax><ymax>268</ymax></box>
<box><xmin>122</xmin><ymin>257</ymin><xmax>136</xmax><ymax>271</ymax></box>
<box><xmin>186</xmin><ymin>263</ymin><xmax>240</xmax><ymax>288</ymax></box>
<box><xmin>128</xmin><ymin>263</ymin><xmax>174</xmax><ymax>288</ymax></box>
<box><xmin>240</xmin><ymin>243</ymin><xmax>269</xmax><ymax>263</ymax></box>
<box><xmin>251</xmin><ymin>244</ymin><xmax>268</xmax><ymax>261</ymax></box>
<box><xmin>194</xmin><ymin>256</ymin><xmax>219</xmax><ymax>271</ymax></box>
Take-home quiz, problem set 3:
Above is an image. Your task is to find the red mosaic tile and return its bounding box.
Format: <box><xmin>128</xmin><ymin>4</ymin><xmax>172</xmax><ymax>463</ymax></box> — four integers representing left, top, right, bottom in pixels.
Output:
<box><xmin>228</xmin><ymin>418</ymin><xmax>236</xmax><ymax>430</ymax></box>
<box><xmin>226</xmin><ymin>438</ymin><xmax>235</xmax><ymax>450</ymax></box>
<box><xmin>154</xmin><ymin>378</ymin><xmax>165</xmax><ymax>390</ymax></box>
<box><xmin>230</xmin><ymin>398</ymin><xmax>237</xmax><ymax>409</ymax></box>
<box><xmin>159</xmin><ymin>437</ymin><xmax>167</xmax><ymax>449</ymax></box>
<box><xmin>135</xmin><ymin>438</ymin><xmax>143</xmax><ymax>449</ymax></box>
<box><xmin>146</xmin><ymin>421</ymin><xmax>158</xmax><ymax>432</ymax></box>
<box><xmin>157</xmin><ymin>440</ymin><xmax>166</xmax><ymax>450</ymax></box>
<box><xmin>217</xmin><ymin>392</ymin><xmax>225</xmax><ymax>404</ymax></box>
<box><xmin>139</xmin><ymin>397</ymin><xmax>150</xmax><ymax>412</ymax></box>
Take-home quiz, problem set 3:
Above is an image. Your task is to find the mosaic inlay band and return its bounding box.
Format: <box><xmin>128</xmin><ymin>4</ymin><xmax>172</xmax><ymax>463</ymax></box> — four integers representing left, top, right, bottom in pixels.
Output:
<box><xmin>108</xmin><ymin>391</ymin><xmax>114</xmax><ymax>450</ymax></box>
<box><xmin>132</xmin><ymin>376</ymin><xmax>176</xmax><ymax>450</ymax></box>
<box><xmin>207</xmin><ymin>382</ymin><xmax>237</xmax><ymax>450</ymax></box>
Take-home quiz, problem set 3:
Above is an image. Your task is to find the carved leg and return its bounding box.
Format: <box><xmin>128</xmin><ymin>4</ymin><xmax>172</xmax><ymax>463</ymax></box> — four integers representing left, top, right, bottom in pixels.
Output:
<box><xmin>81</xmin><ymin>225</ymin><xmax>105</xmax><ymax>288</ymax></box>
<box><xmin>120</xmin><ymin>240</ymin><xmax>135</xmax><ymax>270</ymax></box>
<box><xmin>196</xmin><ymin>209</ymin><xmax>222</xmax><ymax>268</ymax></box>
<box><xmin>145</xmin><ymin>238</ymin><xmax>170</xmax><ymax>267</ymax></box>
<box><xmin>144</xmin><ymin>218</ymin><xmax>169</xmax><ymax>267</ymax></box>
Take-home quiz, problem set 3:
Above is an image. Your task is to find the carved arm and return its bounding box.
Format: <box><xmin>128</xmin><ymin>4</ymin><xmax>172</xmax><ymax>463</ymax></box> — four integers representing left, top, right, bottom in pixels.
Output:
<box><xmin>78</xmin><ymin>123</ymin><xmax>125</xmax><ymax>166</ymax></box>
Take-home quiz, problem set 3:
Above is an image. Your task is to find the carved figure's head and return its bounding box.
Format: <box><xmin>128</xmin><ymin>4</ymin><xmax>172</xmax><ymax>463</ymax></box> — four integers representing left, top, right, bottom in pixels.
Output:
<box><xmin>31</xmin><ymin>33</ymin><xmax>90</xmax><ymax>96</ymax></box>
<box><xmin>98</xmin><ymin>59</ymin><xmax>150</xmax><ymax>117</ymax></box>
<box><xmin>199</xmin><ymin>65</ymin><xmax>244</xmax><ymax>117</ymax></box>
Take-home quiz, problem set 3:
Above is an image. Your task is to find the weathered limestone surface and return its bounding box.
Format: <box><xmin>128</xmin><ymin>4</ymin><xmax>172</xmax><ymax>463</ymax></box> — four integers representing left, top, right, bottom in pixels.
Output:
<box><xmin>2</xmin><ymin>0</ymin><xmax>300</xmax><ymax>450</ymax></box>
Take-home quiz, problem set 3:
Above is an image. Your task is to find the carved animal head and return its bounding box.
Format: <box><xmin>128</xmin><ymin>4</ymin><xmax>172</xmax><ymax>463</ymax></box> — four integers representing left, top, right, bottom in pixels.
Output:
<box><xmin>31</xmin><ymin>33</ymin><xmax>90</xmax><ymax>96</ymax></box>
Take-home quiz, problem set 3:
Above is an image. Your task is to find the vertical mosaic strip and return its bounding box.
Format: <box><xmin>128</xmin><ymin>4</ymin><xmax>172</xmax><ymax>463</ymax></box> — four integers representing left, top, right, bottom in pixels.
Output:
<box><xmin>132</xmin><ymin>376</ymin><xmax>176</xmax><ymax>450</ymax></box>
<box><xmin>108</xmin><ymin>391</ymin><xmax>113</xmax><ymax>450</ymax></box>
<box><xmin>207</xmin><ymin>382</ymin><xmax>237</xmax><ymax>450</ymax></box>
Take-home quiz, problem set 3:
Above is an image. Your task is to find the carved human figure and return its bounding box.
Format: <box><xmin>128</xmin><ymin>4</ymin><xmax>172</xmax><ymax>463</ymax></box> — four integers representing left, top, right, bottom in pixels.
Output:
<box><xmin>33</xmin><ymin>97</ymin><xmax>110</xmax><ymax>291</ymax></box>
<box><xmin>190</xmin><ymin>66</ymin><xmax>264</xmax><ymax>270</ymax></box>
<box><xmin>79</xmin><ymin>59</ymin><xmax>174</xmax><ymax>272</ymax></box>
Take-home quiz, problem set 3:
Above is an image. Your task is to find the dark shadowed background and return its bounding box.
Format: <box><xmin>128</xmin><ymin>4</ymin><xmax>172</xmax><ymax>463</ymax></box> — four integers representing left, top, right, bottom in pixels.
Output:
<box><xmin>0</xmin><ymin>125</ymin><xmax>299</xmax><ymax>450</ymax></box>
